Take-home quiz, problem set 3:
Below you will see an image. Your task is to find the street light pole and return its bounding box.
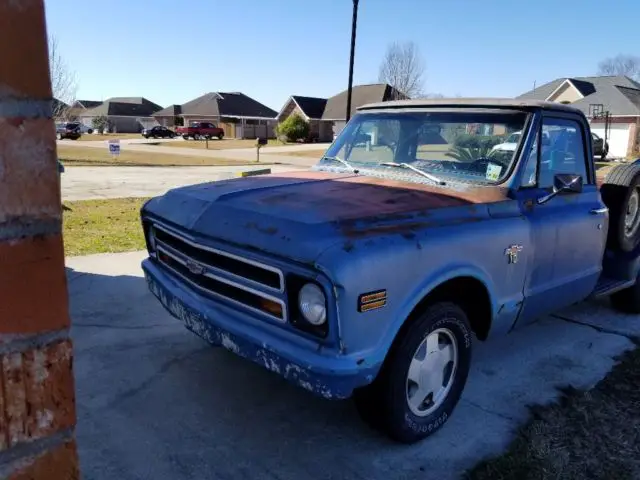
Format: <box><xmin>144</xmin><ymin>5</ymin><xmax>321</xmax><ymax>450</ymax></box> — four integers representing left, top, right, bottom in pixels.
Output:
<box><xmin>345</xmin><ymin>0</ymin><xmax>359</xmax><ymax>123</ymax></box>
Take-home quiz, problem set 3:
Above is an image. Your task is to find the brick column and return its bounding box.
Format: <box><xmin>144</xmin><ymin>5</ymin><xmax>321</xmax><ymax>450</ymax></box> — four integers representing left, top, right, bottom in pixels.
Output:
<box><xmin>0</xmin><ymin>1</ymin><xmax>79</xmax><ymax>479</ymax></box>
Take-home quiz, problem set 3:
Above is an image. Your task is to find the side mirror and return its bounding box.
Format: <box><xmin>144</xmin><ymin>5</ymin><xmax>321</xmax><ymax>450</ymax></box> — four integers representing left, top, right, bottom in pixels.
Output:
<box><xmin>537</xmin><ymin>173</ymin><xmax>583</xmax><ymax>205</ymax></box>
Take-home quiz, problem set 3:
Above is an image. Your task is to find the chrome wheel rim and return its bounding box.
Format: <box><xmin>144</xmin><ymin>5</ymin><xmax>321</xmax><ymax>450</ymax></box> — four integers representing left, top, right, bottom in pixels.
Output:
<box><xmin>625</xmin><ymin>188</ymin><xmax>640</xmax><ymax>238</ymax></box>
<box><xmin>406</xmin><ymin>327</ymin><xmax>458</xmax><ymax>417</ymax></box>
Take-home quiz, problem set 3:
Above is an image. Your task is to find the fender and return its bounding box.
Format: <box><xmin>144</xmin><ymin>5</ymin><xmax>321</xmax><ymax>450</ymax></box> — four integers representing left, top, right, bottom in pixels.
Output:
<box><xmin>368</xmin><ymin>262</ymin><xmax>497</xmax><ymax>368</ymax></box>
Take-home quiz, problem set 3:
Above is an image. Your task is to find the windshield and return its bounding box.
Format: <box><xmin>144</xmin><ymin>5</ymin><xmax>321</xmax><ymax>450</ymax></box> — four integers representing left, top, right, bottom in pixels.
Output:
<box><xmin>317</xmin><ymin>110</ymin><xmax>529</xmax><ymax>184</ymax></box>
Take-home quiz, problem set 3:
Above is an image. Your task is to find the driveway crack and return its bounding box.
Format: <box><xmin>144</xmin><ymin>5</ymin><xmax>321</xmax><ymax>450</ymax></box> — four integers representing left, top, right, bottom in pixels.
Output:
<box><xmin>462</xmin><ymin>399</ymin><xmax>517</xmax><ymax>423</ymax></box>
<box><xmin>549</xmin><ymin>313</ymin><xmax>640</xmax><ymax>343</ymax></box>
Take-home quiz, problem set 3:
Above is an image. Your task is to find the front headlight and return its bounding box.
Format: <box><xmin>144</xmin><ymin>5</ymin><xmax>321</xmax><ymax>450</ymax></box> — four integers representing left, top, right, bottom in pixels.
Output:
<box><xmin>298</xmin><ymin>283</ymin><xmax>326</xmax><ymax>325</ymax></box>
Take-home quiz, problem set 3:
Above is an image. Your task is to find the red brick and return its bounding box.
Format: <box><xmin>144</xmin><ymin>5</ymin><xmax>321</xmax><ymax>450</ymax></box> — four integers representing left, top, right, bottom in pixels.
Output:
<box><xmin>0</xmin><ymin>0</ymin><xmax>51</xmax><ymax>99</ymax></box>
<box><xmin>7</xmin><ymin>440</ymin><xmax>79</xmax><ymax>480</ymax></box>
<box><xmin>0</xmin><ymin>118</ymin><xmax>60</xmax><ymax>221</ymax></box>
<box><xmin>0</xmin><ymin>235</ymin><xmax>69</xmax><ymax>335</ymax></box>
<box><xmin>0</xmin><ymin>340</ymin><xmax>76</xmax><ymax>450</ymax></box>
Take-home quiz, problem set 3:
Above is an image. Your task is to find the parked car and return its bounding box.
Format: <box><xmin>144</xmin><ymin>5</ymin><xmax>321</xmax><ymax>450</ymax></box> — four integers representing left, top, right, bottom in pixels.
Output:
<box><xmin>592</xmin><ymin>132</ymin><xmax>609</xmax><ymax>160</ymax></box>
<box><xmin>139</xmin><ymin>98</ymin><xmax>640</xmax><ymax>444</ymax></box>
<box><xmin>142</xmin><ymin>126</ymin><xmax>176</xmax><ymax>139</ymax></box>
<box><xmin>55</xmin><ymin>122</ymin><xmax>81</xmax><ymax>140</ymax></box>
<box><xmin>175</xmin><ymin>122</ymin><xmax>224</xmax><ymax>140</ymax></box>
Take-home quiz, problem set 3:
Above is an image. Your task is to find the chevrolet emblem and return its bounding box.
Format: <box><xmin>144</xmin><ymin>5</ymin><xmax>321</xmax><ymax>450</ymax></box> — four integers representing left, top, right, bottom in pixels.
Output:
<box><xmin>186</xmin><ymin>259</ymin><xmax>205</xmax><ymax>275</ymax></box>
<box><xmin>504</xmin><ymin>245</ymin><xmax>523</xmax><ymax>264</ymax></box>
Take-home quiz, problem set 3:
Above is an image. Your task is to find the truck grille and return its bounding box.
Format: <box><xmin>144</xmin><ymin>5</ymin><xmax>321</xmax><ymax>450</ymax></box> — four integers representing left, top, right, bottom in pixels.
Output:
<box><xmin>151</xmin><ymin>224</ymin><xmax>286</xmax><ymax>322</ymax></box>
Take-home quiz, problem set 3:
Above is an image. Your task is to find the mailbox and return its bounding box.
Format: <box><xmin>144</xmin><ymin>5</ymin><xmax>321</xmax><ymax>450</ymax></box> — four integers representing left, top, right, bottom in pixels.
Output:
<box><xmin>256</xmin><ymin>137</ymin><xmax>268</xmax><ymax>146</ymax></box>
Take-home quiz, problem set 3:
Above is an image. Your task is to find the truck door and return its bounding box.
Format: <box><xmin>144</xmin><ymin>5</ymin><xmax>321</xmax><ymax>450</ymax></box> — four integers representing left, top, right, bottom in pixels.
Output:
<box><xmin>515</xmin><ymin>115</ymin><xmax>607</xmax><ymax>325</ymax></box>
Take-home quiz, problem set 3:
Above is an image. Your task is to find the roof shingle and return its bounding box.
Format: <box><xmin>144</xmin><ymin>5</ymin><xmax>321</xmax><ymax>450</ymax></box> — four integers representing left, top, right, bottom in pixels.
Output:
<box><xmin>177</xmin><ymin>92</ymin><xmax>277</xmax><ymax>119</ymax></box>
<box><xmin>518</xmin><ymin>75</ymin><xmax>640</xmax><ymax>116</ymax></box>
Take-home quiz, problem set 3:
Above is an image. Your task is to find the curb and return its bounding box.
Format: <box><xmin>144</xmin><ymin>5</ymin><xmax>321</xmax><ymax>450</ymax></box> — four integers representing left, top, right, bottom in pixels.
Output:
<box><xmin>238</xmin><ymin>168</ymin><xmax>271</xmax><ymax>177</ymax></box>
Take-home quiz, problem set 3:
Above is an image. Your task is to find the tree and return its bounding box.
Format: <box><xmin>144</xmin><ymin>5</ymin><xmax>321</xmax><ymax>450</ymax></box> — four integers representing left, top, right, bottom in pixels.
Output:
<box><xmin>91</xmin><ymin>115</ymin><xmax>108</xmax><ymax>133</ymax></box>
<box><xmin>48</xmin><ymin>35</ymin><xmax>78</xmax><ymax>119</ymax></box>
<box><xmin>378</xmin><ymin>41</ymin><xmax>426</xmax><ymax>99</ymax></box>
<box><xmin>597</xmin><ymin>54</ymin><xmax>640</xmax><ymax>81</ymax></box>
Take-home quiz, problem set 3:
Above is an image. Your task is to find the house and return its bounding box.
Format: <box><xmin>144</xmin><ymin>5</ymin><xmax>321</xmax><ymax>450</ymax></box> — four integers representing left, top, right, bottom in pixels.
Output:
<box><xmin>518</xmin><ymin>75</ymin><xmax>640</xmax><ymax>158</ymax></box>
<box><xmin>78</xmin><ymin>97</ymin><xmax>163</xmax><ymax>133</ymax></box>
<box><xmin>276</xmin><ymin>83</ymin><xmax>407</xmax><ymax>142</ymax></box>
<box><xmin>153</xmin><ymin>92</ymin><xmax>278</xmax><ymax>139</ymax></box>
<box><xmin>65</xmin><ymin>100</ymin><xmax>102</xmax><ymax>121</ymax></box>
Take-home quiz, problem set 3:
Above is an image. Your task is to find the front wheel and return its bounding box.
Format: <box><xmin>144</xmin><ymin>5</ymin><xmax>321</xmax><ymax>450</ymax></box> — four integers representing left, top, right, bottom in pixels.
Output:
<box><xmin>354</xmin><ymin>302</ymin><xmax>472</xmax><ymax>443</ymax></box>
<box><xmin>217</xmin><ymin>133</ymin><xmax>224</xmax><ymax>140</ymax></box>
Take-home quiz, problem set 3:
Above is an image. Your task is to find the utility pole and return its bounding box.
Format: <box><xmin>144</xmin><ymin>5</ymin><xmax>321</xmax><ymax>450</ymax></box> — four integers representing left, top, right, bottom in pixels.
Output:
<box><xmin>345</xmin><ymin>0</ymin><xmax>359</xmax><ymax>123</ymax></box>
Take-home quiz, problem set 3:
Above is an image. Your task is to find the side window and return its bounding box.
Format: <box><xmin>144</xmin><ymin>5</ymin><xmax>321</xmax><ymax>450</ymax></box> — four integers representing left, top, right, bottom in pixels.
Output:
<box><xmin>539</xmin><ymin>118</ymin><xmax>589</xmax><ymax>188</ymax></box>
<box><xmin>520</xmin><ymin>117</ymin><xmax>589</xmax><ymax>189</ymax></box>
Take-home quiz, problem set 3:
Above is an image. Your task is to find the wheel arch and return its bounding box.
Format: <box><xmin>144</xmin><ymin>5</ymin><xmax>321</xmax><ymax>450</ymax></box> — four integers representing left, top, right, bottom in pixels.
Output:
<box><xmin>381</xmin><ymin>269</ymin><xmax>495</xmax><ymax>365</ymax></box>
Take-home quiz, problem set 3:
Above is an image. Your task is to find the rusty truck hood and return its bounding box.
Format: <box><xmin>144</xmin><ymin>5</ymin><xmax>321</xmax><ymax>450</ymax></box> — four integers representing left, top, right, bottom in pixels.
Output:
<box><xmin>143</xmin><ymin>171</ymin><xmax>509</xmax><ymax>264</ymax></box>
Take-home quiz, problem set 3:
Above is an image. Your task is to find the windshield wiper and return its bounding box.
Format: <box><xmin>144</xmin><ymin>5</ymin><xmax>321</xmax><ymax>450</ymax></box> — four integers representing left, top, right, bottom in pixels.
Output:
<box><xmin>321</xmin><ymin>155</ymin><xmax>359</xmax><ymax>174</ymax></box>
<box><xmin>381</xmin><ymin>162</ymin><xmax>445</xmax><ymax>185</ymax></box>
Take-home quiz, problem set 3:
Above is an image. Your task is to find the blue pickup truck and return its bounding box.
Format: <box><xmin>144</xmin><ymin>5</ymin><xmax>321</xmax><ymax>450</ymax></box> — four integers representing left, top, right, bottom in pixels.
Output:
<box><xmin>140</xmin><ymin>99</ymin><xmax>640</xmax><ymax>443</ymax></box>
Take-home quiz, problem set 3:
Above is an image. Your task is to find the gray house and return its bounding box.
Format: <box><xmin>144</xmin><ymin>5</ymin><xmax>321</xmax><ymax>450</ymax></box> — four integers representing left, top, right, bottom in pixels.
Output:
<box><xmin>518</xmin><ymin>75</ymin><xmax>640</xmax><ymax>158</ymax></box>
<box><xmin>78</xmin><ymin>97</ymin><xmax>163</xmax><ymax>133</ymax></box>
<box><xmin>276</xmin><ymin>83</ymin><xmax>407</xmax><ymax>142</ymax></box>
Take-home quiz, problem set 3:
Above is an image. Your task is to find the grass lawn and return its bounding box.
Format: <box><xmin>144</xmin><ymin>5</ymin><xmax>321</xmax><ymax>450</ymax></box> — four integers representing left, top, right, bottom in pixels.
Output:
<box><xmin>56</xmin><ymin>145</ymin><xmax>266</xmax><ymax>167</ymax></box>
<box><xmin>63</xmin><ymin>197</ymin><xmax>149</xmax><ymax>256</ymax></box>
<box><xmin>73</xmin><ymin>133</ymin><xmax>141</xmax><ymax>142</ymax></box>
<box><xmin>466</xmin><ymin>343</ymin><xmax>640</xmax><ymax>479</ymax></box>
<box><xmin>156</xmin><ymin>138</ymin><xmax>294</xmax><ymax>150</ymax></box>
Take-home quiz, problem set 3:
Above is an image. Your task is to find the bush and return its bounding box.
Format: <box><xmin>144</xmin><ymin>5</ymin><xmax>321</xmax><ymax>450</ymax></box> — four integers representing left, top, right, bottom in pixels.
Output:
<box><xmin>275</xmin><ymin>114</ymin><xmax>310</xmax><ymax>142</ymax></box>
<box><xmin>454</xmin><ymin>134</ymin><xmax>503</xmax><ymax>149</ymax></box>
<box><xmin>91</xmin><ymin>115</ymin><xmax>108</xmax><ymax>132</ymax></box>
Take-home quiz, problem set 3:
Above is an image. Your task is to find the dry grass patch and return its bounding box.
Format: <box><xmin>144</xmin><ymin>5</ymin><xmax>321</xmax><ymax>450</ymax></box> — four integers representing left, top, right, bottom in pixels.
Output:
<box><xmin>466</xmin><ymin>343</ymin><xmax>640</xmax><ymax>480</ymax></box>
<box><xmin>57</xmin><ymin>145</ymin><xmax>264</xmax><ymax>167</ymax></box>
<box><xmin>73</xmin><ymin>133</ymin><xmax>141</xmax><ymax>142</ymax></box>
<box><xmin>157</xmin><ymin>138</ymin><xmax>289</xmax><ymax>150</ymax></box>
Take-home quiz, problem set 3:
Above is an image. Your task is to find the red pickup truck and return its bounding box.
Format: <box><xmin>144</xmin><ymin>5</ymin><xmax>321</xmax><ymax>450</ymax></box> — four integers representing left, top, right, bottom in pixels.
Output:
<box><xmin>175</xmin><ymin>122</ymin><xmax>224</xmax><ymax>140</ymax></box>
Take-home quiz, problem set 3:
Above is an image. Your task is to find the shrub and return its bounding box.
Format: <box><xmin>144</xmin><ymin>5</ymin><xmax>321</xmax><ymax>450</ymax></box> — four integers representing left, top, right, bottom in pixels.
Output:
<box><xmin>454</xmin><ymin>134</ymin><xmax>503</xmax><ymax>149</ymax></box>
<box><xmin>275</xmin><ymin>114</ymin><xmax>310</xmax><ymax>142</ymax></box>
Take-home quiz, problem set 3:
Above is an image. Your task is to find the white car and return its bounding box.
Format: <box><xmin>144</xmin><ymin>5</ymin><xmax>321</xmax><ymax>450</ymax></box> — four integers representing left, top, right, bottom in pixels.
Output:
<box><xmin>491</xmin><ymin>131</ymin><xmax>522</xmax><ymax>153</ymax></box>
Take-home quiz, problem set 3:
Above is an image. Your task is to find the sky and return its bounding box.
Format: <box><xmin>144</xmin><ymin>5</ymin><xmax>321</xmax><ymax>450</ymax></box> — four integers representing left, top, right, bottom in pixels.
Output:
<box><xmin>44</xmin><ymin>0</ymin><xmax>640</xmax><ymax>111</ymax></box>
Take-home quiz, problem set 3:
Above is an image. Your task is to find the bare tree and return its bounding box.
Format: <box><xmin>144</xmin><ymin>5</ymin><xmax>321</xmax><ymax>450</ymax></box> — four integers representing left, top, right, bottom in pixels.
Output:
<box><xmin>597</xmin><ymin>54</ymin><xmax>640</xmax><ymax>81</ymax></box>
<box><xmin>378</xmin><ymin>41</ymin><xmax>425</xmax><ymax>99</ymax></box>
<box><xmin>48</xmin><ymin>35</ymin><xmax>78</xmax><ymax>119</ymax></box>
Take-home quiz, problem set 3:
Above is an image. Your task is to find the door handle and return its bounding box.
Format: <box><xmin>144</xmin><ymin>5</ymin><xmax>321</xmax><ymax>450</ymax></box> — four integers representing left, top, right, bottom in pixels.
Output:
<box><xmin>590</xmin><ymin>207</ymin><xmax>608</xmax><ymax>215</ymax></box>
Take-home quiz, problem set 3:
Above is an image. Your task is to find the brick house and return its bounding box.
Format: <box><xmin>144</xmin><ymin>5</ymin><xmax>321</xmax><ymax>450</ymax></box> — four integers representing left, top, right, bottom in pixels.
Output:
<box><xmin>153</xmin><ymin>92</ymin><xmax>278</xmax><ymax>139</ymax></box>
<box><xmin>276</xmin><ymin>83</ymin><xmax>407</xmax><ymax>142</ymax></box>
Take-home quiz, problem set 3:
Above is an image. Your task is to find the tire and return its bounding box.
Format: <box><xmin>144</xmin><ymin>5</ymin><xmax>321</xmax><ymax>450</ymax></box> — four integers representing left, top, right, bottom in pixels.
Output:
<box><xmin>353</xmin><ymin>302</ymin><xmax>472</xmax><ymax>443</ymax></box>
<box><xmin>600</xmin><ymin>163</ymin><xmax>640</xmax><ymax>252</ymax></box>
<box><xmin>217</xmin><ymin>133</ymin><xmax>224</xmax><ymax>140</ymax></box>
<box><xmin>182</xmin><ymin>135</ymin><xmax>189</xmax><ymax>140</ymax></box>
<box><xmin>610</xmin><ymin>280</ymin><xmax>640</xmax><ymax>313</ymax></box>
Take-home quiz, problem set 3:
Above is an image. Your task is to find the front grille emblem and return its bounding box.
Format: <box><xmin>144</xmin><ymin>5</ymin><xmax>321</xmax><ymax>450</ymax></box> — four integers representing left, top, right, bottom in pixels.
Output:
<box><xmin>186</xmin><ymin>259</ymin><xmax>205</xmax><ymax>275</ymax></box>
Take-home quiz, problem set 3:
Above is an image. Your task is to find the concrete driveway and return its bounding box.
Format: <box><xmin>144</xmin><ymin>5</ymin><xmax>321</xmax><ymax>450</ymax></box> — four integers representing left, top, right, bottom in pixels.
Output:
<box><xmin>61</xmin><ymin>164</ymin><xmax>309</xmax><ymax>201</ymax></box>
<box><xmin>67</xmin><ymin>251</ymin><xmax>639</xmax><ymax>480</ymax></box>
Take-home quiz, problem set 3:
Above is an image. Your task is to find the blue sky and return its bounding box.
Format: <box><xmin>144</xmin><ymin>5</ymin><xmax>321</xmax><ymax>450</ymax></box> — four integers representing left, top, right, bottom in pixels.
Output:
<box><xmin>44</xmin><ymin>0</ymin><xmax>640</xmax><ymax>111</ymax></box>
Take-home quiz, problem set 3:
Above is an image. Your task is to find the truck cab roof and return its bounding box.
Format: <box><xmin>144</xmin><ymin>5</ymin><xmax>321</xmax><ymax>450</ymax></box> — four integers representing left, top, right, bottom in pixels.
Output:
<box><xmin>357</xmin><ymin>98</ymin><xmax>584</xmax><ymax>115</ymax></box>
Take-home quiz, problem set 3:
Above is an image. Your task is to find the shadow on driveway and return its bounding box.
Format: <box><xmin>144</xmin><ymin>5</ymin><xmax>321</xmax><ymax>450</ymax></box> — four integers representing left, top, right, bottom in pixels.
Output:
<box><xmin>66</xmin><ymin>259</ymin><xmax>635</xmax><ymax>480</ymax></box>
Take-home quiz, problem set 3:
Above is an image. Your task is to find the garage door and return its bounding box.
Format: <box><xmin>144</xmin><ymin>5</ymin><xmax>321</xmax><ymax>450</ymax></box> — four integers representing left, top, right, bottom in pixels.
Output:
<box><xmin>590</xmin><ymin>124</ymin><xmax>630</xmax><ymax>158</ymax></box>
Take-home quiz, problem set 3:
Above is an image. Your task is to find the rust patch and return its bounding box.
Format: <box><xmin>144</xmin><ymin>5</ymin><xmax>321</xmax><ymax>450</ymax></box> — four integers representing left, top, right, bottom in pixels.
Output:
<box><xmin>245</xmin><ymin>222</ymin><xmax>278</xmax><ymax>235</ymax></box>
<box><xmin>250</xmin><ymin>171</ymin><xmax>508</xmax><ymax>223</ymax></box>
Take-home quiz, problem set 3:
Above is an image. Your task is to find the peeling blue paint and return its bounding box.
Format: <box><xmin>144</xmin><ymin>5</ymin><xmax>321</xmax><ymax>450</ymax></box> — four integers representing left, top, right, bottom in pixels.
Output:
<box><xmin>143</xmin><ymin>260</ymin><xmax>376</xmax><ymax>400</ymax></box>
